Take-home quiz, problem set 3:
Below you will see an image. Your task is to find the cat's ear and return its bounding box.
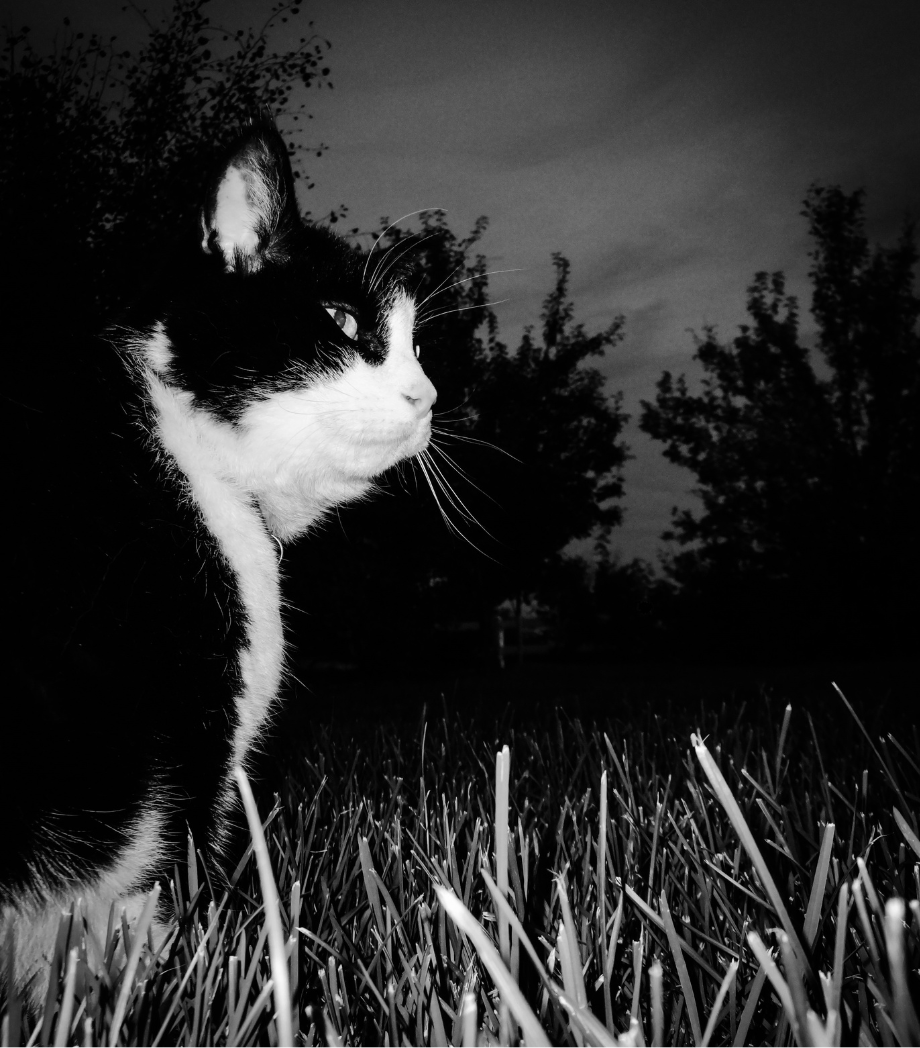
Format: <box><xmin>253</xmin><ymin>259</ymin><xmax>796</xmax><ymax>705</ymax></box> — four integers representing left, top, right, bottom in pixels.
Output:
<box><xmin>201</xmin><ymin>119</ymin><xmax>300</xmax><ymax>270</ymax></box>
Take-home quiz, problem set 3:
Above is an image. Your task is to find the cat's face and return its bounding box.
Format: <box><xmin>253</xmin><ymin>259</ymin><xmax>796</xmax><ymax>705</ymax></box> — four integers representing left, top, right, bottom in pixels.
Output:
<box><xmin>137</xmin><ymin>123</ymin><xmax>436</xmax><ymax>537</ymax></box>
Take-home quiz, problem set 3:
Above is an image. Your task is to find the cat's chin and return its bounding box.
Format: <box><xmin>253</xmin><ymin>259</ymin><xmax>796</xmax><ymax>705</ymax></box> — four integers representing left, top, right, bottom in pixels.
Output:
<box><xmin>335</xmin><ymin>413</ymin><xmax>432</xmax><ymax>480</ymax></box>
<box><xmin>257</xmin><ymin>472</ymin><xmax>375</xmax><ymax>541</ymax></box>
<box><xmin>385</xmin><ymin>413</ymin><xmax>432</xmax><ymax>469</ymax></box>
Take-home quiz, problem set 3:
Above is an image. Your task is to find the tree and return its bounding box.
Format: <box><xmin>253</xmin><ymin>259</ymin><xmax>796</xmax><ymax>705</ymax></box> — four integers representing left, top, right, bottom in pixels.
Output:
<box><xmin>2</xmin><ymin>8</ymin><xmax>631</xmax><ymax>669</ymax></box>
<box><xmin>470</xmin><ymin>255</ymin><xmax>628</xmax><ymax>593</ymax></box>
<box><xmin>533</xmin><ymin>550</ymin><xmax>663</xmax><ymax>659</ymax></box>
<box><xmin>286</xmin><ymin>235</ymin><xmax>631</xmax><ymax>667</ymax></box>
<box><xmin>1</xmin><ymin>0</ymin><xmax>330</xmax><ymax>331</ymax></box>
<box><xmin>640</xmin><ymin>186</ymin><xmax>920</xmax><ymax>658</ymax></box>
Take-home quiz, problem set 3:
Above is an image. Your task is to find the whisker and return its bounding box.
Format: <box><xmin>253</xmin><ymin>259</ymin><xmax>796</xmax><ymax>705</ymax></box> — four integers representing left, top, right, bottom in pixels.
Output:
<box><xmin>334</xmin><ymin>504</ymin><xmax>347</xmax><ymax>537</ymax></box>
<box><xmin>361</xmin><ymin>209</ymin><xmax>444</xmax><ymax>284</ymax></box>
<box><xmin>429</xmin><ymin>440</ymin><xmax>503</xmax><ymax>509</ymax></box>
<box><xmin>417</xmin><ymin>450</ymin><xmax>496</xmax><ymax>559</ymax></box>
<box><xmin>423</xmin><ymin>454</ymin><xmax>476</xmax><ymax>525</ymax></box>
<box><xmin>423</xmin><ymin>447</ymin><xmax>496</xmax><ymax>539</ymax></box>
<box><xmin>432</xmin><ymin>413</ymin><xmax>477</xmax><ymax>425</ymax></box>
<box><xmin>432</xmin><ymin>428</ymin><xmax>522</xmax><ymax>462</ymax></box>
<box><xmin>416</xmin><ymin>451</ymin><xmax>462</xmax><ymax>538</ymax></box>
<box><xmin>402</xmin><ymin>456</ymin><xmax>419</xmax><ymax>492</ymax></box>
<box><xmin>416</xmin><ymin>269</ymin><xmax>523</xmax><ymax>311</ymax></box>
<box><xmin>369</xmin><ymin>231</ymin><xmax>440</xmax><ymax>293</ymax></box>
<box><xmin>366</xmin><ymin>239</ymin><xmax>401</xmax><ymax>294</ymax></box>
<box><xmin>416</xmin><ymin>261</ymin><xmax>465</xmax><ymax>308</ymax></box>
<box><xmin>433</xmin><ymin>391</ymin><xmax>480</xmax><ymax>419</ymax></box>
<box><xmin>392</xmin><ymin>456</ymin><xmax>418</xmax><ymax>495</ymax></box>
<box><xmin>417</xmin><ymin>299</ymin><xmax>509</xmax><ymax>326</ymax></box>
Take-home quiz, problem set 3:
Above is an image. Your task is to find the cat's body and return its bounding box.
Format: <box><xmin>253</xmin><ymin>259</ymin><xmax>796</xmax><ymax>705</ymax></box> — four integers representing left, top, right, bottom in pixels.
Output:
<box><xmin>1</xmin><ymin>120</ymin><xmax>435</xmax><ymax>1001</ymax></box>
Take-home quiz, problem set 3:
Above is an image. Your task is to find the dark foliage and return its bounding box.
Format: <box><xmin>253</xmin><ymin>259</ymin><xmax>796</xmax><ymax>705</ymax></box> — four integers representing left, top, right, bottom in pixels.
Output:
<box><xmin>641</xmin><ymin>186</ymin><xmax>920</xmax><ymax>660</ymax></box>
<box><xmin>1</xmin><ymin>0</ymin><xmax>330</xmax><ymax>334</ymax></box>
<box><xmin>286</xmin><ymin>223</ymin><xmax>631</xmax><ymax>668</ymax></box>
<box><xmin>2</xmin><ymin>7</ymin><xmax>630</xmax><ymax>670</ymax></box>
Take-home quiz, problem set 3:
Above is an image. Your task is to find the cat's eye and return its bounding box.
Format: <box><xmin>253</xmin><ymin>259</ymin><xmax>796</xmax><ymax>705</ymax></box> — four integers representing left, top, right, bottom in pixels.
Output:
<box><xmin>325</xmin><ymin>306</ymin><xmax>358</xmax><ymax>340</ymax></box>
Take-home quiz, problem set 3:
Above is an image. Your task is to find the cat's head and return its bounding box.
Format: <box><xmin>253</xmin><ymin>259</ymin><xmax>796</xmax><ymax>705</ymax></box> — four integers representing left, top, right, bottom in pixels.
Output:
<box><xmin>136</xmin><ymin>118</ymin><xmax>436</xmax><ymax>538</ymax></box>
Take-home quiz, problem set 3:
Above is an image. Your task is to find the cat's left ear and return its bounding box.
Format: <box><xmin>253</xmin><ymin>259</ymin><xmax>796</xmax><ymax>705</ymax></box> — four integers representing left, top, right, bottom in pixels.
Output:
<box><xmin>201</xmin><ymin>121</ymin><xmax>300</xmax><ymax>270</ymax></box>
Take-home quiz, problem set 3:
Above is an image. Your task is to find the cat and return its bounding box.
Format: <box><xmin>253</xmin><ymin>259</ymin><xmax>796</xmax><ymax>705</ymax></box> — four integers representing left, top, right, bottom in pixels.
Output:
<box><xmin>0</xmin><ymin>116</ymin><xmax>436</xmax><ymax>1005</ymax></box>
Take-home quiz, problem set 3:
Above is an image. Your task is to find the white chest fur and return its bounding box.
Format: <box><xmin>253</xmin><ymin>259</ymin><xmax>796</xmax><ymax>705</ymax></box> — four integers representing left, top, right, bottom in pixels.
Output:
<box><xmin>136</xmin><ymin>287</ymin><xmax>433</xmax><ymax>761</ymax></box>
<box><xmin>143</xmin><ymin>365</ymin><xmax>285</xmax><ymax>767</ymax></box>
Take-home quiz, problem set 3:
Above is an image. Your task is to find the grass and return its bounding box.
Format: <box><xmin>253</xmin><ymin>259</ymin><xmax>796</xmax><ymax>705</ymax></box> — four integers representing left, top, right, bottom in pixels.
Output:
<box><xmin>3</xmin><ymin>681</ymin><xmax>919</xmax><ymax>1045</ymax></box>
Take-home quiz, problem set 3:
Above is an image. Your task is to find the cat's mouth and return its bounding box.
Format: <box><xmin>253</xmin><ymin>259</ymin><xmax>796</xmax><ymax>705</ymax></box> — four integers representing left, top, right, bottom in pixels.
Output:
<box><xmin>380</xmin><ymin>411</ymin><xmax>433</xmax><ymax>471</ymax></box>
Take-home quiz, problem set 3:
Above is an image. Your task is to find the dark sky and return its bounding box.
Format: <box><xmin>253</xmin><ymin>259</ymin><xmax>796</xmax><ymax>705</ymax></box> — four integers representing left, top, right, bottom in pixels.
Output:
<box><xmin>18</xmin><ymin>0</ymin><xmax>920</xmax><ymax>565</ymax></box>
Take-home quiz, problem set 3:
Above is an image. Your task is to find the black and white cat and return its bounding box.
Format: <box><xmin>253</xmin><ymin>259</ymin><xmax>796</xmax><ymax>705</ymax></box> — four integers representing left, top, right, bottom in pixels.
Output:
<box><xmin>1</xmin><ymin>118</ymin><xmax>435</xmax><ymax>1001</ymax></box>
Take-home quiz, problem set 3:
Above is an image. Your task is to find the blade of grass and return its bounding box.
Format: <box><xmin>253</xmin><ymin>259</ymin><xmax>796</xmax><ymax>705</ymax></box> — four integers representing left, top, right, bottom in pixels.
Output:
<box><xmin>629</xmin><ymin>939</ymin><xmax>643</xmax><ymax>1024</ymax></box>
<box><xmin>833</xmin><ymin>683</ymin><xmax>910</xmax><ymax>816</ymax></box>
<box><xmin>434</xmin><ymin>884</ymin><xmax>551</xmax><ymax>1047</ymax></box>
<box><xmin>851</xmin><ymin>876</ymin><xmax>883</xmax><ymax>979</ymax></box>
<box><xmin>53</xmin><ymin>948</ymin><xmax>79</xmax><ymax>1048</ymax></box>
<box><xmin>150</xmin><ymin>897</ymin><xmax>230</xmax><ymax>1047</ymax></box>
<box><xmin>108</xmin><ymin>882</ymin><xmax>161</xmax><ymax>1047</ymax></box>
<box><xmin>701</xmin><ymin>960</ymin><xmax>737</xmax><ymax>1048</ymax></box>
<box><xmin>42</xmin><ymin>909</ymin><xmax>76</xmax><ymax>1044</ymax></box>
<box><xmin>481</xmin><ymin>868</ymin><xmax>618</xmax><ymax>1046</ymax></box>
<box><xmin>856</xmin><ymin>858</ymin><xmax>884</xmax><ymax>920</ymax></box>
<box><xmin>605</xmin><ymin>889</ymin><xmax>624</xmax><ymax>1007</ymax></box>
<box><xmin>625</xmin><ymin>883</ymin><xmax>722</xmax><ymax>980</ymax></box>
<box><xmin>659</xmin><ymin>890</ymin><xmax>702</xmax><ymax>1046</ymax></box>
<box><xmin>557</xmin><ymin>873</ymin><xmax>588</xmax><ymax>1011</ymax></box>
<box><xmin>290</xmin><ymin>879</ymin><xmax>301</xmax><ymax>1043</ymax></box>
<box><xmin>428</xmin><ymin>980</ymin><xmax>449</xmax><ymax>1047</ymax></box>
<box><xmin>554</xmin><ymin>992</ymin><xmax>620</xmax><ymax>1048</ymax></box>
<box><xmin>830</xmin><ymin>882</ymin><xmax>849</xmax><ymax>1020</ymax></box>
<box><xmin>495</xmin><ymin>744</ymin><xmax>510</xmax><ymax>963</ymax></box>
<box><xmin>777</xmin><ymin>931</ymin><xmax>811</xmax><ymax>1042</ymax></box>
<box><xmin>732</xmin><ymin>963</ymin><xmax>768</xmax><ymax>1048</ymax></box>
<box><xmin>557</xmin><ymin>926</ymin><xmax>585</xmax><ymax>1048</ymax></box>
<box><xmin>746</xmin><ymin>931</ymin><xmax>799</xmax><ymax>1043</ymax></box>
<box><xmin>884</xmin><ymin>898</ymin><xmax>920</xmax><ymax>1044</ymax></box>
<box><xmin>496</xmin><ymin>744</ymin><xmax>511</xmax><ymax>1046</ymax></box>
<box><xmin>358</xmin><ymin>837</ymin><xmax>386</xmax><ymax>942</ymax></box>
<box><xmin>187</xmin><ymin>833</ymin><xmax>199</xmax><ymax>904</ymax></box>
<box><xmin>805</xmin><ymin>1006</ymin><xmax>839</xmax><ymax>1046</ymax></box>
<box><xmin>598</xmin><ymin>769</ymin><xmax>612</xmax><ymax>1030</ymax></box>
<box><xmin>387</xmin><ymin>975</ymin><xmax>400</xmax><ymax>1048</ymax></box>
<box><xmin>4</xmin><ymin>925</ymin><xmax>21</xmax><ymax>1048</ymax></box>
<box><xmin>233</xmin><ymin>764</ymin><xmax>293</xmax><ymax>1048</ymax></box>
<box><xmin>692</xmin><ymin>733</ymin><xmax>811</xmax><ymax>979</ymax></box>
<box><xmin>232</xmin><ymin>977</ymin><xmax>277</xmax><ymax>1047</ymax></box>
<box><xmin>774</xmin><ymin>704</ymin><xmax>792</xmax><ymax>789</ymax></box>
<box><xmin>649</xmin><ymin>958</ymin><xmax>663</xmax><ymax>1048</ymax></box>
<box><xmin>460</xmin><ymin>991</ymin><xmax>477</xmax><ymax>1047</ymax></box>
<box><xmin>804</xmin><ymin>823</ymin><xmax>835</xmax><ymax>948</ymax></box>
<box><xmin>893</xmin><ymin>807</ymin><xmax>920</xmax><ymax>860</ymax></box>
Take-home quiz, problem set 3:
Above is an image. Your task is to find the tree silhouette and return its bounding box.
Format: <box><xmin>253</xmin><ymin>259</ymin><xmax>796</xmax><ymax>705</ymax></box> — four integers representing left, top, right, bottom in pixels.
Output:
<box><xmin>640</xmin><ymin>186</ymin><xmax>919</xmax><ymax>659</ymax></box>
<box><xmin>468</xmin><ymin>254</ymin><xmax>628</xmax><ymax>599</ymax></box>
<box><xmin>2</xmin><ymin>6</ymin><xmax>631</xmax><ymax>668</ymax></box>
<box><xmin>286</xmin><ymin>227</ymin><xmax>631</xmax><ymax>667</ymax></box>
<box><xmin>1</xmin><ymin>0</ymin><xmax>330</xmax><ymax>333</ymax></box>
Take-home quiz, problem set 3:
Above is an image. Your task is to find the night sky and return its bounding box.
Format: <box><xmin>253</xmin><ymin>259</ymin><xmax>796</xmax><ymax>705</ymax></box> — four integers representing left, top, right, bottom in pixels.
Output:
<box><xmin>19</xmin><ymin>0</ymin><xmax>920</xmax><ymax>565</ymax></box>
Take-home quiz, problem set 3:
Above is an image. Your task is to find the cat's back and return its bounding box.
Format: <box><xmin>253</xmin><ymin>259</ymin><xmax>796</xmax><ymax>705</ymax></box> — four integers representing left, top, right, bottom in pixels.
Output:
<box><xmin>2</xmin><ymin>116</ymin><xmax>437</xmax><ymax>1006</ymax></box>
<box><xmin>2</xmin><ymin>329</ymin><xmax>243</xmax><ymax>899</ymax></box>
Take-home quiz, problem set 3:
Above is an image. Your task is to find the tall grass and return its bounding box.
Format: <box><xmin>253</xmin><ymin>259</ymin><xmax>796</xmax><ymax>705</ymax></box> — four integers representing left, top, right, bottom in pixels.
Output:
<box><xmin>3</xmin><ymin>686</ymin><xmax>918</xmax><ymax>1045</ymax></box>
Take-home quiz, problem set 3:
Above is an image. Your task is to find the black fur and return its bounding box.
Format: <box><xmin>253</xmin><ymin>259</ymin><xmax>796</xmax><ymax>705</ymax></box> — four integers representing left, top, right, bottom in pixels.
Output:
<box><xmin>0</xmin><ymin>118</ymin><xmax>429</xmax><ymax>954</ymax></box>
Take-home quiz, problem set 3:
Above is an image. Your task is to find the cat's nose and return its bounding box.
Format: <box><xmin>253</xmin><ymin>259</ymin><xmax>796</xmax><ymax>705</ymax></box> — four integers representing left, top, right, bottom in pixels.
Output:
<box><xmin>403</xmin><ymin>375</ymin><xmax>437</xmax><ymax>417</ymax></box>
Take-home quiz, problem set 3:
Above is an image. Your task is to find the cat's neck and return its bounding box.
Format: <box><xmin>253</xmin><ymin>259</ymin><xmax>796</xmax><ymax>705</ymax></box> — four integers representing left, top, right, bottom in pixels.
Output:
<box><xmin>138</xmin><ymin>341</ymin><xmax>373</xmax><ymax>541</ymax></box>
<box><xmin>142</xmin><ymin>360</ymin><xmax>290</xmax><ymax>765</ymax></box>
